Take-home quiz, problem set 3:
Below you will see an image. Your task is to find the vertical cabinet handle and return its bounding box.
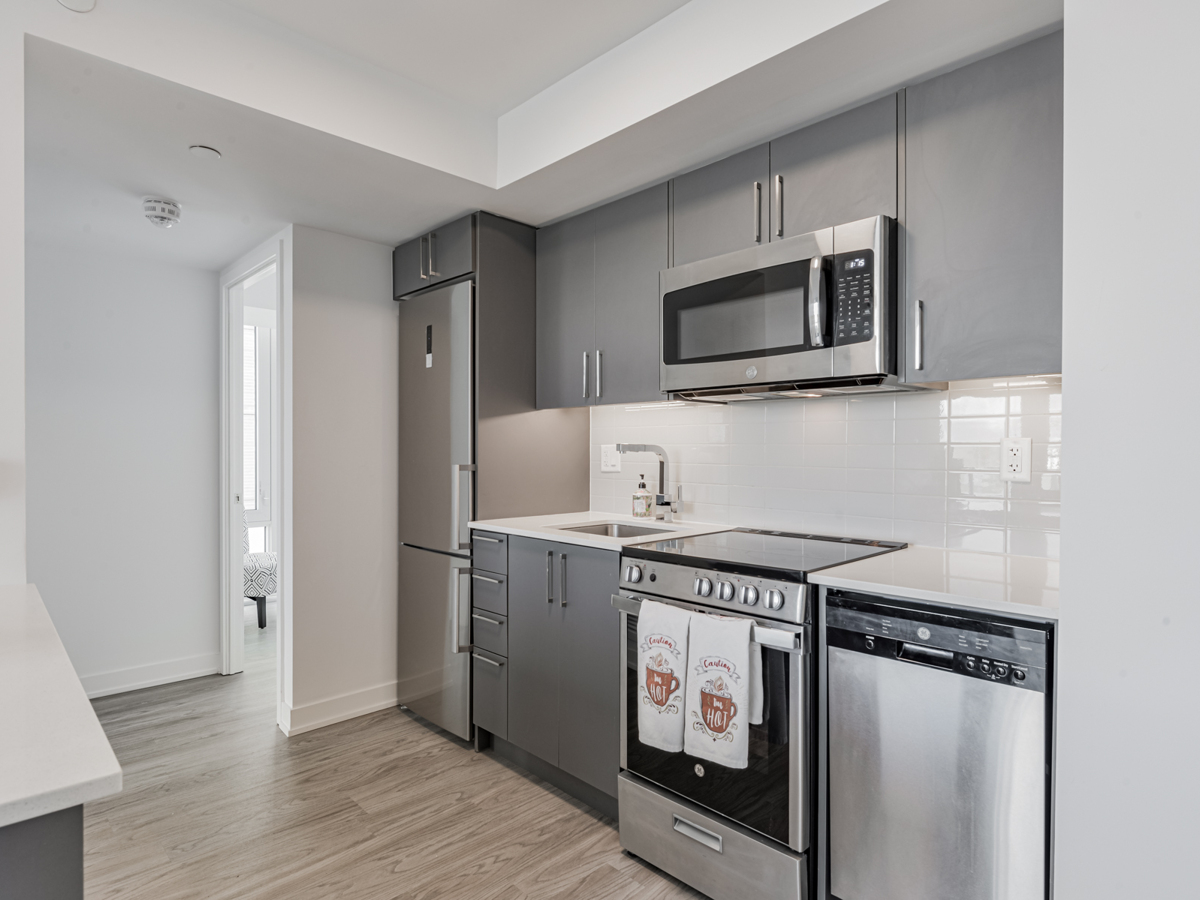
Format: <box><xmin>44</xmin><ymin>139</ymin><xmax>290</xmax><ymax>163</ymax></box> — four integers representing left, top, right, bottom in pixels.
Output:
<box><xmin>419</xmin><ymin>235</ymin><xmax>429</xmax><ymax>280</ymax></box>
<box><xmin>596</xmin><ymin>350</ymin><xmax>603</xmax><ymax>399</ymax></box>
<box><xmin>774</xmin><ymin>175</ymin><xmax>783</xmax><ymax>238</ymax></box>
<box><xmin>559</xmin><ymin>554</ymin><xmax>568</xmax><ymax>607</ymax></box>
<box><xmin>753</xmin><ymin>181</ymin><xmax>762</xmax><ymax>243</ymax></box>
<box><xmin>582</xmin><ymin>351</ymin><xmax>590</xmax><ymax>400</ymax></box>
<box><xmin>429</xmin><ymin>231</ymin><xmax>439</xmax><ymax>277</ymax></box>
<box><xmin>915</xmin><ymin>300</ymin><xmax>925</xmax><ymax>371</ymax></box>
<box><xmin>546</xmin><ymin>551</ymin><xmax>554</xmax><ymax>603</ymax></box>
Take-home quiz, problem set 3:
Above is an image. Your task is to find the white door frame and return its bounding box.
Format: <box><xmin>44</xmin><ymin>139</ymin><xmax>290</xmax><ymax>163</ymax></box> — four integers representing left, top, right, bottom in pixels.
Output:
<box><xmin>218</xmin><ymin>231</ymin><xmax>291</xmax><ymax>721</ymax></box>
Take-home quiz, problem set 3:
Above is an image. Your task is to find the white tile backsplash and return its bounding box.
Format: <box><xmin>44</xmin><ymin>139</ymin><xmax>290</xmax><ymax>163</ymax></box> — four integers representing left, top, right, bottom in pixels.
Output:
<box><xmin>589</xmin><ymin>377</ymin><xmax>1063</xmax><ymax>559</ymax></box>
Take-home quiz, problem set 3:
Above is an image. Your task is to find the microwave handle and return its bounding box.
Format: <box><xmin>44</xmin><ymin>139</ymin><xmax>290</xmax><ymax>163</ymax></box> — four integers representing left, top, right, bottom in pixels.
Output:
<box><xmin>808</xmin><ymin>255</ymin><xmax>825</xmax><ymax>347</ymax></box>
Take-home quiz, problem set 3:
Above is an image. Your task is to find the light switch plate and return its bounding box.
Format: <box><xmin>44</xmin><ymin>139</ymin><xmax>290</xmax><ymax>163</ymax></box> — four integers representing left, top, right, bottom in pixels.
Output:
<box><xmin>600</xmin><ymin>444</ymin><xmax>621</xmax><ymax>473</ymax></box>
<box><xmin>999</xmin><ymin>437</ymin><xmax>1032</xmax><ymax>483</ymax></box>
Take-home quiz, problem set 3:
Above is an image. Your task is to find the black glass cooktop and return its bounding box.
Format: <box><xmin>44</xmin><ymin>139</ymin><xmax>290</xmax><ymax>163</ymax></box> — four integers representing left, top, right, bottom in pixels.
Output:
<box><xmin>624</xmin><ymin>528</ymin><xmax>905</xmax><ymax>581</ymax></box>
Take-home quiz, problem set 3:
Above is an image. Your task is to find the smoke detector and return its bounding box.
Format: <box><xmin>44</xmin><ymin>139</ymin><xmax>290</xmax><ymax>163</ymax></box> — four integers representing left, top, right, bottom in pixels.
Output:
<box><xmin>143</xmin><ymin>198</ymin><xmax>181</xmax><ymax>229</ymax></box>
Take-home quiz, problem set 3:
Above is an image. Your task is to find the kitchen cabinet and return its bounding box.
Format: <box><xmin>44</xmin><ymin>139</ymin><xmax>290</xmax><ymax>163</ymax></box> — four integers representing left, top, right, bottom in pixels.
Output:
<box><xmin>769</xmin><ymin>94</ymin><xmax>898</xmax><ymax>240</ymax></box>
<box><xmin>904</xmin><ymin>32</ymin><xmax>1063</xmax><ymax>382</ymax></box>
<box><xmin>672</xmin><ymin>144</ymin><xmax>770</xmax><ymax>266</ymax></box>
<box><xmin>507</xmin><ymin>536</ymin><xmax>621</xmax><ymax>797</ymax></box>
<box><xmin>392</xmin><ymin>213</ymin><xmax>475</xmax><ymax>298</ymax></box>
<box><xmin>536</xmin><ymin>184</ymin><xmax>667</xmax><ymax>409</ymax></box>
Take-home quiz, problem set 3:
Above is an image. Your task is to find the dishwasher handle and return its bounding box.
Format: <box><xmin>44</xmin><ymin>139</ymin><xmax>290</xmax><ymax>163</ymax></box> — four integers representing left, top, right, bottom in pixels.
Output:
<box><xmin>897</xmin><ymin>642</ymin><xmax>954</xmax><ymax>669</ymax></box>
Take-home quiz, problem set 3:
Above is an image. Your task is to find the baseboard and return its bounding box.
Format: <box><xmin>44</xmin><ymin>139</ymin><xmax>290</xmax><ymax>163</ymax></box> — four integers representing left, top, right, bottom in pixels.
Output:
<box><xmin>81</xmin><ymin>652</ymin><xmax>222</xmax><ymax>698</ymax></box>
<box><xmin>280</xmin><ymin>680</ymin><xmax>399</xmax><ymax>737</ymax></box>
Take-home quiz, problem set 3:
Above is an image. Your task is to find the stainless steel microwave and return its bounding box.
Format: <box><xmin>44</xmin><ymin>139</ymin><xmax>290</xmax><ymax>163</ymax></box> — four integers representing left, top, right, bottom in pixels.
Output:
<box><xmin>660</xmin><ymin>215</ymin><xmax>918</xmax><ymax>400</ymax></box>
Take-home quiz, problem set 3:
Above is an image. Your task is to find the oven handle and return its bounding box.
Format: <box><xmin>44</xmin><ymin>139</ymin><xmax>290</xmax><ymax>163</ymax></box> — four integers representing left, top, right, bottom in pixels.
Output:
<box><xmin>611</xmin><ymin>594</ymin><xmax>806</xmax><ymax>653</ymax></box>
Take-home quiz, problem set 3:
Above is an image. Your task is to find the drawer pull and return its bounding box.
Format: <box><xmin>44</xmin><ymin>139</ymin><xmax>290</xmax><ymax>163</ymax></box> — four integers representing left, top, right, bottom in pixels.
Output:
<box><xmin>471</xmin><ymin>613</ymin><xmax>504</xmax><ymax>627</ymax></box>
<box><xmin>672</xmin><ymin>815</ymin><xmax>722</xmax><ymax>853</ymax></box>
<box><xmin>474</xmin><ymin>535</ymin><xmax>502</xmax><ymax>543</ymax></box>
<box><xmin>472</xmin><ymin>652</ymin><xmax>504</xmax><ymax>668</ymax></box>
<box><xmin>471</xmin><ymin>573</ymin><xmax>502</xmax><ymax>585</ymax></box>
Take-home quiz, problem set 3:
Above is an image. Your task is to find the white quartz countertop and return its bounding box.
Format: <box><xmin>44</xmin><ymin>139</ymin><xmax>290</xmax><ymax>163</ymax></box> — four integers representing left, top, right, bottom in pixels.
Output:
<box><xmin>810</xmin><ymin>545</ymin><xmax>1059</xmax><ymax>620</ymax></box>
<box><xmin>470</xmin><ymin>511</ymin><xmax>730</xmax><ymax>551</ymax></box>
<box><xmin>0</xmin><ymin>584</ymin><xmax>122</xmax><ymax>828</ymax></box>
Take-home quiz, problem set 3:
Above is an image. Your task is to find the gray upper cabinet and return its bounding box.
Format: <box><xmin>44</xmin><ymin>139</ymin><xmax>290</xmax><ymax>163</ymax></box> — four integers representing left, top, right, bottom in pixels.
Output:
<box><xmin>904</xmin><ymin>32</ymin><xmax>1064</xmax><ymax>382</ymax></box>
<box><xmin>770</xmin><ymin>95</ymin><xmax>898</xmax><ymax>240</ymax></box>
<box><xmin>536</xmin><ymin>212</ymin><xmax>595</xmax><ymax>409</ymax></box>
<box><xmin>536</xmin><ymin>184</ymin><xmax>667</xmax><ymax>409</ymax></box>
<box><xmin>393</xmin><ymin>213</ymin><xmax>476</xmax><ymax>299</ymax></box>
<box><xmin>672</xmin><ymin>144</ymin><xmax>770</xmax><ymax>266</ymax></box>
<box><xmin>593</xmin><ymin>184</ymin><xmax>668</xmax><ymax>406</ymax></box>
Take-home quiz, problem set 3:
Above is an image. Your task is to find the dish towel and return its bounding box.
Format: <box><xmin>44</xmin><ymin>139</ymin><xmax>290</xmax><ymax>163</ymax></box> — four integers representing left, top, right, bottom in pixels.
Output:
<box><xmin>684</xmin><ymin>612</ymin><xmax>753</xmax><ymax>769</ymax></box>
<box><xmin>637</xmin><ymin>600</ymin><xmax>691</xmax><ymax>752</ymax></box>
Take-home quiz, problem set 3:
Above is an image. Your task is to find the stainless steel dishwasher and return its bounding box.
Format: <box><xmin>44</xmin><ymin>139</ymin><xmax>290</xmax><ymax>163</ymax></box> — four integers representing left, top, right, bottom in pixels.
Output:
<box><xmin>824</xmin><ymin>591</ymin><xmax>1053</xmax><ymax>900</ymax></box>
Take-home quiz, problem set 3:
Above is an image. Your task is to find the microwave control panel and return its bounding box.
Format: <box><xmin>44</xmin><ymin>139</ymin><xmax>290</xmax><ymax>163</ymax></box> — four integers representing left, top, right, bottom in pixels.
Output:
<box><xmin>833</xmin><ymin>249</ymin><xmax>875</xmax><ymax>346</ymax></box>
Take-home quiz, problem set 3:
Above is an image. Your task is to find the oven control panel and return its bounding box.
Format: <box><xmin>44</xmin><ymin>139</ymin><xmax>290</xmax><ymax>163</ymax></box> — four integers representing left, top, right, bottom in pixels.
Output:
<box><xmin>833</xmin><ymin>249</ymin><xmax>875</xmax><ymax>346</ymax></box>
<box><xmin>619</xmin><ymin>559</ymin><xmax>807</xmax><ymax>625</ymax></box>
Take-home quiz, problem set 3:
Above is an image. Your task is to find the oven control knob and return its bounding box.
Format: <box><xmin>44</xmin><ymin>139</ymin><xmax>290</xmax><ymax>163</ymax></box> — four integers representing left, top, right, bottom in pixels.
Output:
<box><xmin>716</xmin><ymin>581</ymin><xmax>734</xmax><ymax>602</ymax></box>
<box><xmin>765</xmin><ymin>589</ymin><xmax>785</xmax><ymax>610</ymax></box>
<box><xmin>693</xmin><ymin>577</ymin><xmax>713</xmax><ymax>597</ymax></box>
<box><xmin>624</xmin><ymin>565</ymin><xmax>643</xmax><ymax>584</ymax></box>
<box><xmin>738</xmin><ymin>585</ymin><xmax>759</xmax><ymax>606</ymax></box>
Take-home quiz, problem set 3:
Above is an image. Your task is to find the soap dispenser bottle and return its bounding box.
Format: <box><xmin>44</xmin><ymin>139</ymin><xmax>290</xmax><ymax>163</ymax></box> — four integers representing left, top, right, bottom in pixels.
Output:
<box><xmin>632</xmin><ymin>476</ymin><xmax>653</xmax><ymax>519</ymax></box>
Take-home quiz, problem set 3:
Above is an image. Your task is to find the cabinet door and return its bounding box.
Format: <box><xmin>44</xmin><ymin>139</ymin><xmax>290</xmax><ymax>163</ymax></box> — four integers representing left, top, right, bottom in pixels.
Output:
<box><xmin>672</xmin><ymin>144</ymin><xmax>770</xmax><ymax>266</ymax></box>
<box><xmin>428</xmin><ymin>214</ymin><xmax>475</xmax><ymax>287</ymax></box>
<box><xmin>536</xmin><ymin>212</ymin><xmax>596</xmax><ymax>408</ymax></box>
<box><xmin>393</xmin><ymin>235</ymin><xmax>426</xmax><ymax>299</ymax></box>
<box><xmin>904</xmin><ymin>33</ymin><xmax>1063</xmax><ymax>382</ymax></box>
<box><xmin>556</xmin><ymin>544</ymin><xmax>621</xmax><ymax>798</ymax></box>
<box><xmin>770</xmin><ymin>95</ymin><xmax>897</xmax><ymax>240</ymax></box>
<box><xmin>506</xmin><ymin>537</ymin><xmax>561</xmax><ymax>765</ymax></box>
<box><xmin>593</xmin><ymin>183</ymin><xmax>669</xmax><ymax>405</ymax></box>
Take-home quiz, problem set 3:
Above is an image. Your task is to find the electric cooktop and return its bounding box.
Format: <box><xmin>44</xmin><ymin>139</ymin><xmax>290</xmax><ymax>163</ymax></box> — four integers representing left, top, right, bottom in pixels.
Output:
<box><xmin>623</xmin><ymin>527</ymin><xmax>905</xmax><ymax>581</ymax></box>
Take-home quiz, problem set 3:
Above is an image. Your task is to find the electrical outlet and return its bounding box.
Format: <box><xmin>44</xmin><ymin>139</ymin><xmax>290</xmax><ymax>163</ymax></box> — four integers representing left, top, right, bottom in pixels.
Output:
<box><xmin>999</xmin><ymin>437</ymin><xmax>1032</xmax><ymax>483</ymax></box>
<box><xmin>600</xmin><ymin>444</ymin><xmax>621</xmax><ymax>473</ymax></box>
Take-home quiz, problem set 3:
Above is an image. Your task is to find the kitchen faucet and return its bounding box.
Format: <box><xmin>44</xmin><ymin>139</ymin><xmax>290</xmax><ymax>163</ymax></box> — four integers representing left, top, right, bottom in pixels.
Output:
<box><xmin>616</xmin><ymin>444</ymin><xmax>682</xmax><ymax>521</ymax></box>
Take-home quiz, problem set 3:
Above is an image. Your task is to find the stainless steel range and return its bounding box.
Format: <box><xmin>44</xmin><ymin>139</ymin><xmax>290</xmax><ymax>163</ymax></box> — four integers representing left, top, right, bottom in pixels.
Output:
<box><xmin>611</xmin><ymin>529</ymin><xmax>905</xmax><ymax>900</ymax></box>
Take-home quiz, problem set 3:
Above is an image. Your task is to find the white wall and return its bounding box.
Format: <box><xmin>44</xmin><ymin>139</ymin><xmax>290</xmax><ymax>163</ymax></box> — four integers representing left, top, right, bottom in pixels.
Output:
<box><xmin>285</xmin><ymin>225</ymin><xmax>397</xmax><ymax>735</ymax></box>
<box><xmin>592</xmin><ymin>377</ymin><xmax>1062</xmax><ymax>558</ymax></box>
<box><xmin>25</xmin><ymin>241</ymin><xmax>221</xmax><ymax>696</ymax></box>
<box><xmin>1055</xmin><ymin>1</ymin><xmax>1200</xmax><ymax>895</ymax></box>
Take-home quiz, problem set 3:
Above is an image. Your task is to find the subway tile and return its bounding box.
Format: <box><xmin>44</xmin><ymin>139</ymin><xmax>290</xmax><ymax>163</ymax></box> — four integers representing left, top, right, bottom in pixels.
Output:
<box><xmin>803</xmin><ymin>444</ymin><xmax>847</xmax><ymax>468</ymax></box>
<box><xmin>847</xmin><ymin>443</ymin><xmax>894</xmax><ymax>469</ymax></box>
<box><xmin>894</xmin><ymin>392</ymin><xmax>949</xmax><ymax>419</ymax></box>
<box><xmin>764</xmin><ymin>443</ymin><xmax>803</xmax><ymax>466</ymax></box>
<box><xmin>765</xmin><ymin>421</ymin><xmax>806</xmax><ymax>444</ymax></box>
<box><xmin>895</xmin><ymin>469</ymin><xmax>947</xmax><ymax>496</ymax></box>
<box><xmin>730</xmin><ymin>422</ymin><xmax>765</xmax><ymax>445</ymax></box>
<box><xmin>1007</xmin><ymin>472</ymin><xmax>1061</xmax><ymax>502</ymax></box>
<box><xmin>895</xmin><ymin>418</ymin><xmax>948</xmax><ymax>444</ymax></box>
<box><xmin>843</xmin><ymin>516</ymin><xmax>895</xmax><ymax>540</ymax></box>
<box><xmin>948</xmin><ymin>498</ymin><xmax>1006</xmax><ymax>527</ymax></box>
<box><xmin>1007</xmin><ymin>528</ymin><xmax>1060</xmax><ymax>559</ymax></box>
<box><xmin>729</xmin><ymin>443</ymin><xmax>765</xmax><ymax>467</ymax></box>
<box><xmin>894</xmin><ymin>494</ymin><xmax>947</xmax><ymax>523</ymax></box>
<box><xmin>893</xmin><ymin>519</ymin><xmax>947</xmax><ymax>547</ymax></box>
<box><xmin>801</xmin><ymin>467</ymin><xmax>846</xmax><ymax>492</ymax></box>
<box><xmin>846</xmin><ymin>468</ymin><xmax>894</xmax><ymax>494</ymax></box>
<box><xmin>1006</xmin><ymin>416</ymin><xmax>1053</xmax><ymax>443</ymax></box>
<box><xmin>1007</xmin><ymin>500</ymin><xmax>1061</xmax><ymax>530</ymax></box>
<box><xmin>801</xmin><ymin>512</ymin><xmax>847</xmax><ymax>535</ymax></box>
<box><xmin>948</xmin><ymin>471</ymin><xmax>1005</xmax><ymax>499</ymax></box>
<box><xmin>804</xmin><ymin>399</ymin><xmax>848</xmax><ymax>422</ymax></box>
<box><xmin>895</xmin><ymin>443</ymin><xmax>948</xmax><ymax>470</ymax></box>
<box><xmin>687</xmin><ymin>483</ymin><xmax>730</xmax><ymax>506</ymax></box>
<box><xmin>844</xmin><ymin>491</ymin><xmax>893</xmax><ymax>518</ymax></box>
<box><xmin>1007</xmin><ymin>388</ymin><xmax>1059</xmax><ymax>416</ymax></box>
<box><xmin>797</xmin><ymin>489</ymin><xmax>847</xmax><ymax>515</ymax></box>
<box><xmin>950</xmin><ymin>444</ymin><xmax>1000</xmax><ymax>471</ymax></box>
<box><xmin>848</xmin><ymin>419</ymin><xmax>894</xmax><ymax>444</ymax></box>
<box><xmin>949</xmin><ymin>417</ymin><xmax>1006</xmax><ymax>443</ymax></box>
<box><xmin>726</xmin><ymin>487</ymin><xmax>766</xmax><ymax>508</ymax></box>
<box><xmin>805</xmin><ymin>421</ymin><xmax>849</xmax><ymax>444</ymax></box>
<box><xmin>946</xmin><ymin>524</ymin><xmax>1007</xmax><ymax>554</ymax></box>
<box><xmin>949</xmin><ymin>392</ymin><xmax>1007</xmax><ymax>417</ymax></box>
<box><xmin>847</xmin><ymin>396</ymin><xmax>896</xmax><ymax>420</ymax></box>
<box><xmin>1034</xmin><ymin>443</ymin><xmax>1061</xmax><ymax>473</ymax></box>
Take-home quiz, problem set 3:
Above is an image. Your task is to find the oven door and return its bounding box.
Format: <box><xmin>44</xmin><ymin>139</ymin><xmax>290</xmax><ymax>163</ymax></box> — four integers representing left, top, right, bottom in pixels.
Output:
<box><xmin>614</xmin><ymin>592</ymin><xmax>809</xmax><ymax>853</ymax></box>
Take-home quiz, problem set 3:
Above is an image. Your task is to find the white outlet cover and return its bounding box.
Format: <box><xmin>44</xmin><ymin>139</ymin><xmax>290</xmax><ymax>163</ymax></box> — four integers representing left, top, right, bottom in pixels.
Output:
<box><xmin>600</xmin><ymin>444</ymin><xmax>621</xmax><ymax>473</ymax></box>
<box><xmin>999</xmin><ymin>437</ymin><xmax>1032</xmax><ymax>483</ymax></box>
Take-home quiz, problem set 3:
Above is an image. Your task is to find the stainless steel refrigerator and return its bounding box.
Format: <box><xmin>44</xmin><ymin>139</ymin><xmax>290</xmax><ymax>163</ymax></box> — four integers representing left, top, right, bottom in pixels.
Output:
<box><xmin>395</xmin><ymin>212</ymin><xmax>589</xmax><ymax>742</ymax></box>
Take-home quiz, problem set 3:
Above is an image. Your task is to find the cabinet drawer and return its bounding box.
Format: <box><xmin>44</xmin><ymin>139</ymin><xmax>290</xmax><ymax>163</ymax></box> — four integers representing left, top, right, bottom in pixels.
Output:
<box><xmin>471</xmin><ymin>609</ymin><xmax>508</xmax><ymax>657</ymax></box>
<box><xmin>472</xmin><ymin>648</ymin><xmax>508</xmax><ymax>740</ymax></box>
<box><xmin>471</xmin><ymin>570</ymin><xmax>507</xmax><ymax>615</ymax></box>
<box><xmin>472</xmin><ymin>531</ymin><xmax>508</xmax><ymax>574</ymax></box>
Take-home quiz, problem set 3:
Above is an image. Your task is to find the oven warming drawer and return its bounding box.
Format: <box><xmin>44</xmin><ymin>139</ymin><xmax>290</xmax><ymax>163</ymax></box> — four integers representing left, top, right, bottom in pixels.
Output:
<box><xmin>619</xmin><ymin>772</ymin><xmax>806</xmax><ymax>900</ymax></box>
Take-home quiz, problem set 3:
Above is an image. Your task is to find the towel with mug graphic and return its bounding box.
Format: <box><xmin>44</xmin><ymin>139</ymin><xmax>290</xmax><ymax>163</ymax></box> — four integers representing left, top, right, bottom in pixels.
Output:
<box><xmin>684</xmin><ymin>612</ymin><xmax>753</xmax><ymax>769</ymax></box>
<box><xmin>636</xmin><ymin>599</ymin><xmax>691</xmax><ymax>752</ymax></box>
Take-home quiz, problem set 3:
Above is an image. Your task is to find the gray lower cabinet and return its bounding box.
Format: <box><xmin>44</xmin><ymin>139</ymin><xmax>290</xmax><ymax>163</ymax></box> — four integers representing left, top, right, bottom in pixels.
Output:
<box><xmin>471</xmin><ymin>646</ymin><xmax>508</xmax><ymax>740</ymax></box>
<box><xmin>671</xmin><ymin>144</ymin><xmax>770</xmax><ymax>266</ymax></box>
<box><xmin>536</xmin><ymin>184</ymin><xmax>668</xmax><ymax>409</ymax></box>
<box><xmin>904</xmin><ymin>32</ymin><xmax>1064</xmax><ymax>382</ymax></box>
<box><xmin>770</xmin><ymin>94</ymin><xmax>898</xmax><ymax>240</ymax></box>
<box><xmin>393</xmin><ymin>213</ymin><xmax>476</xmax><ymax>298</ymax></box>
<box><xmin>507</xmin><ymin>536</ymin><xmax>621</xmax><ymax>798</ymax></box>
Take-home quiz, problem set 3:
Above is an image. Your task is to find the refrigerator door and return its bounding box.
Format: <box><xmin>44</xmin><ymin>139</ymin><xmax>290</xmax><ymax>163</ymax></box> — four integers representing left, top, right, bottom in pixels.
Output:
<box><xmin>397</xmin><ymin>544</ymin><xmax>472</xmax><ymax>740</ymax></box>
<box><xmin>398</xmin><ymin>280</ymin><xmax>474</xmax><ymax>554</ymax></box>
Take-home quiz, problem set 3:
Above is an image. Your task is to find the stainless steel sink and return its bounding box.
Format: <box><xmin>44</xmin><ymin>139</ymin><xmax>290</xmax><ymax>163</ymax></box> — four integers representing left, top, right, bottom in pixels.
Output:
<box><xmin>556</xmin><ymin>522</ymin><xmax>677</xmax><ymax>538</ymax></box>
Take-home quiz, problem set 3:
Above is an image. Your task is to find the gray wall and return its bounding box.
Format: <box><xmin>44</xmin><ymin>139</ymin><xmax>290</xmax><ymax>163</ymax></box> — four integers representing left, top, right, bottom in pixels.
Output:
<box><xmin>25</xmin><ymin>241</ymin><xmax>221</xmax><ymax>696</ymax></box>
<box><xmin>289</xmin><ymin>225</ymin><xmax>399</xmax><ymax>727</ymax></box>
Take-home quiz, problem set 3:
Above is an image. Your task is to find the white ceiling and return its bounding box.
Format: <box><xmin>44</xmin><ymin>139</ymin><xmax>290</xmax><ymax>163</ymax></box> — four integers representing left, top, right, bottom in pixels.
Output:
<box><xmin>218</xmin><ymin>0</ymin><xmax>692</xmax><ymax>114</ymax></box>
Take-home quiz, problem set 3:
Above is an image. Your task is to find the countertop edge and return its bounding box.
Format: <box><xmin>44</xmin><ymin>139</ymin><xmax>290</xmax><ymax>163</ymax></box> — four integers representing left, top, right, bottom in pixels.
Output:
<box><xmin>0</xmin><ymin>769</ymin><xmax>124</xmax><ymax>830</ymax></box>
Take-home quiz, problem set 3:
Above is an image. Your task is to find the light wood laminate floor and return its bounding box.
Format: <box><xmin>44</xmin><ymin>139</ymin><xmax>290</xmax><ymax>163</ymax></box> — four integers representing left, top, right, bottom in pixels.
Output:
<box><xmin>86</xmin><ymin>604</ymin><xmax>702</xmax><ymax>900</ymax></box>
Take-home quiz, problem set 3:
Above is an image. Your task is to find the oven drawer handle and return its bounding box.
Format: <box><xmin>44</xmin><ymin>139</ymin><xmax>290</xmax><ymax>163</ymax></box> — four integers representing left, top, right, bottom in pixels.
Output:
<box><xmin>672</xmin><ymin>815</ymin><xmax>723</xmax><ymax>854</ymax></box>
<box><xmin>610</xmin><ymin>594</ymin><xmax>806</xmax><ymax>652</ymax></box>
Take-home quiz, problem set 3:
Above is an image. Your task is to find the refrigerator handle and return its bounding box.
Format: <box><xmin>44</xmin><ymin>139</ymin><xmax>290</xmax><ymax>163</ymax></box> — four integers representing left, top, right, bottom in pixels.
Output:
<box><xmin>451</xmin><ymin>463</ymin><xmax>477</xmax><ymax>551</ymax></box>
<box><xmin>452</xmin><ymin>567</ymin><xmax>472</xmax><ymax>654</ymax></box>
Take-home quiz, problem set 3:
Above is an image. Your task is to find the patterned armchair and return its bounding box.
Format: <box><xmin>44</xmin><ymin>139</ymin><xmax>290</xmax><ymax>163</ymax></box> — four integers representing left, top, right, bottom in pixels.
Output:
<box><xmin>243</xmin><ymin>512</ymin><xmax>278</xmax><ymax>629</ymax></box>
